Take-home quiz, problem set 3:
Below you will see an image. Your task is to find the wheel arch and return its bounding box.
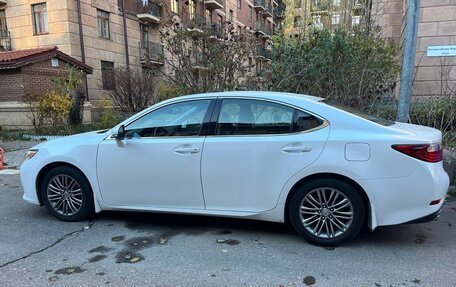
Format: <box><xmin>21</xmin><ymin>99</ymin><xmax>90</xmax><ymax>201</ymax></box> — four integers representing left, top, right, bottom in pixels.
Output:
<box><xmin>35</xmin><ymin>161</ymin><xmax>93</xmax><ymax>207</ymax></box>
<box><xmin>283</xmin><ymin>172</ymin><xmax>373</xmax><ymax>228</ymax></box>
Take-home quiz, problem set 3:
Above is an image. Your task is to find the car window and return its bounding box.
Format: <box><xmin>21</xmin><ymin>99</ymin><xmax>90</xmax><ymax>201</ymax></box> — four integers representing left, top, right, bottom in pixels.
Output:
<box><xmin>125</xmin><ymin>100</ymin><xmax>210</xmax><ymax>138</ymax></box>
<box><xmin>216</xmin><ymin>99</ymin><xmax>294</xmax><ymax>135</ymax></box>
<box><xmin>293</xmin><ymin>110</ymin><xmax>324</xmax><ymax>132</ymax></box>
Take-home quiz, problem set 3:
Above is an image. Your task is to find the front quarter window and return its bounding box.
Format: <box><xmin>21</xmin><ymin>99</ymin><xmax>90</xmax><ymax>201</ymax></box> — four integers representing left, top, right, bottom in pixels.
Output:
<box><xmin>124</xmin><ymin>100</ymin><xmax>211</xmax><ymax>138</ymax></box>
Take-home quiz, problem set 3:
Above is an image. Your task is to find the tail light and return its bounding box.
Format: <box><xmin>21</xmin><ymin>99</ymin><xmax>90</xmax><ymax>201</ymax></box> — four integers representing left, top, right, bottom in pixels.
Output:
<box><xmin>392</xmin><ymin>143</ymin><xmax>442</xmax><ymax>163</ymax></box>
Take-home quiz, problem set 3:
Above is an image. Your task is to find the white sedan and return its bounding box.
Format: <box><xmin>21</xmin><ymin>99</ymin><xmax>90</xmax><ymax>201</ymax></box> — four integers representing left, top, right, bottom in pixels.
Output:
<box><xmin>20</xmin><ymin>92</ymin><xmax>449</xmax><ymax>246</ymax></box>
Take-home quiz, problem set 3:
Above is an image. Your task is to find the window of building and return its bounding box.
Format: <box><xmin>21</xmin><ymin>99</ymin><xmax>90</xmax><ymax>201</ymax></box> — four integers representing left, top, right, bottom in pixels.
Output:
<box><xmin>332</xmin><ymin>13</ymin><xmax>340</xmax><ymax>25</ymax></box>
<box><xmin>32</xmin><ymin>3</ymin><xmax>48</xmax><ymax>35</ymax></box>
<box><xmin>189</xmin><ymin>0</ymin><xmax>196</xmax><ymax>20</ymax></box>
<box><xmin>295</xmin><ymin>0</ymin><xmax>302</xmax><ymax>8</ymax></box>
<box><xmin>97</xmin><ymin>9</ymin><xmax>110</xmax><ymax>39</ymax></box>
<box><xmin>0</xmin><ymin>10</ymin><xmax>7</xmax><ymax>34</ymax></box>
<box><xmin>206</xmin><ymin>9</ymin><xmax>212</xmax><ymax>25</ymax></box>
<box><xmin>229</xmin><ymin>10</ymin><xmax>233</xmax><ymax>22</ymax></box>
<box><xmin>140</xmin><ymin>24</ymin><xmax>149</xmax><ymax>48</ymax></box>
<box><xmin>248</xmin><ymin>6</ymin><xmax>252</xmax><ymax>22</ymax></box>
<box><xmin>333</xmin><ymin>0</ymin><xmax>341</xmax><ymax>6</ymax></box>
<box><xmin>125</xmin><ymin>100</ymin><xmax>211</xmax><ymax>138</ymax></box>
<box><xmin>312</xmin><ymin>15</ymin><xmax>322</xmax><ymax>27</ymax></box>
<box><xmin>218</xmin><ymin>14</ymin><xmax>223</xmax><ymax>25</ymax></box>
<box><xmin>352</xmin><ymin>15</ymin><xmax>360</xmax><ymax>27</ymax></box>
<box><xmin>171</xmin><ymin>0</ymin><xmax>179</xmax><ymax>14</ymax></box>
<box><xmin>294</xmin><ymin>16</ymin><xmax>303</xmax><ymax>27</ymax></box>
<box><xmin>237</xmin><ymin>0</ymin><xmax>241</xmax><ymax>9</ymax></box>
<box><xmin>101</xmin><ymin>61</ymin><xmax>114</xmax><ymax>90</ymax></box>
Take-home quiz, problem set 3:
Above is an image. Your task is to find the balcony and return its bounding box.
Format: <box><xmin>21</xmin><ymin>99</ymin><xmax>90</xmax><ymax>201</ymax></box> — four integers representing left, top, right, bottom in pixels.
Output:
<box><xmin>0</xmin><ymin>0</ymin><xmax>6</xmax><ymax>4</ymax></box>
<box><xmin>208</xmin><ymin>23</ymin><xmax>223</xmax><ymax>39</ymax></box>
<box><xmin>0</xmin><ymin>30</ymin><xmax>11</xmax><ymax>51</ymax></box>
<box><xmin>254</xmin><ymin>0</ymin><xmax>266</xmax><ymax>12</ymax></box>
<box><xmin>310</xmin><ymin>0</ymin><xmax>329</xmax><ymax>13</ymax></box>
<box><xmin>274</xmin><ymin>4</ymin><xmax>285</xmax><ymax>19</ymax></box>
<box><xmin>187</xmin><ymin>12</ymin><xmax>206</xmax><ymax>32</ymax></box>
<box><xmin>255</xmin><ymin>47</ymin><xmax>271</xmax><ymax>60</ymax></box>
<box><xmin>192</xmin><ymin>52</ymin><xmax>208</xmax><ymax>70</ymax></box>
<box><xmin>205</xmin><ymin>0</ymin><xmax>223</xmax><ymax>10</ymax></box>
<box><xmin>263</xmin><ymin>3</ymin><xmax>273</xmax><ymax>17</ymax></box>
<box><xmin>254</xmin><ymin>21</ymin><xmax>272</xmax><ymax>38</ymax></box>
<box><xmin>137</xmin><ymin>1</ymin><xmax>162</xmax><ymax>24</ymax></box>
<box><xmin>139</xmin><ymin>41</ymin><xmax>164</xmax><ymax>65</ymax></box>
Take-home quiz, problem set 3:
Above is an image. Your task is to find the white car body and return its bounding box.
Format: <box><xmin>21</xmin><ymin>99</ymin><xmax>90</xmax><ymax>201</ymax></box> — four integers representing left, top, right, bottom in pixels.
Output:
<box><xmin>20</xmin><ymin>91</ymin><xmax>449</xmax><ymax>230</ymax></box>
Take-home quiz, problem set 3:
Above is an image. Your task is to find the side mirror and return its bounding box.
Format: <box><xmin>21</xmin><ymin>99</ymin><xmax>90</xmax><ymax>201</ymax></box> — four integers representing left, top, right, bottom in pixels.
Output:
<box><xmin>113</xmin><ymin>125</ymin><xmax>125</xmax><ymax>140</ymax></box>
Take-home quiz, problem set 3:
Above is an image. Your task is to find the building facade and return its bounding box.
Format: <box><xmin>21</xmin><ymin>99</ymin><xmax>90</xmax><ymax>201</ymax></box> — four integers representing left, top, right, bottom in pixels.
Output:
<box><xmin>282</xmin><ymin>0</ymin><xmax>456</xmax><ymax>97</ymax></box>
<box><xmin>282</xmin><ymin>0</ymin><xmax>368</xmax><ymax>34</ymax></box>
<box><xmin>376</xmin><ymin>0</ymin><xmax>456</xmax><ymax>97</ymax></box>
<box><xmin>0</xmin><ymin>0</ymin><xmax>284</xmax><ymax>116</ymax></box>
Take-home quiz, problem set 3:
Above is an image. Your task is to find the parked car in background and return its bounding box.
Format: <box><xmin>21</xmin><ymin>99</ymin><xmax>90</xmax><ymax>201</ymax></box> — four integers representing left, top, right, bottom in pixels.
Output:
<box><xmin>20</xmin><ymin>92</ymin><xmax>449</xmax><ymax>246</ymax></box>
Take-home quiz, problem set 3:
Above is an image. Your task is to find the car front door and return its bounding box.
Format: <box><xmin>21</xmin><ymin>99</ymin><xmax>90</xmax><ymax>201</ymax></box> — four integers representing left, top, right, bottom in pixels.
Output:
<box><xmin>97</xmin><ymin>99</ymin><xmax>214</xmax><ymax>209</ymax></box>
<box><xmin>201</xmin><ymin>98</ymin><xmax>330</xmax><ymax>213</ymax></box>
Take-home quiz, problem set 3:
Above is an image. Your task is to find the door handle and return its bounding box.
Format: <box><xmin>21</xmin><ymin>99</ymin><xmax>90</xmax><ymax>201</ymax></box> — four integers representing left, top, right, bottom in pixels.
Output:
<box><xmin>282</xmin><ymin>146</ymin><xmax>312</xmax><ymax>153</ymax></box>
<box><xmin>174</xmin><ymin>147</ymin><xmax>200</xmax><ymax>154</ymax></box>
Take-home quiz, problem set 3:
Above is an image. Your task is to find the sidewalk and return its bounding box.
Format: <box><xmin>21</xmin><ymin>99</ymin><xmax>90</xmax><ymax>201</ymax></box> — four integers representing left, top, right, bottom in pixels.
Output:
<box><xmin>1</xmin><ymin>141</ymin><xmax>40</xmax><ymax>170</ymax></box>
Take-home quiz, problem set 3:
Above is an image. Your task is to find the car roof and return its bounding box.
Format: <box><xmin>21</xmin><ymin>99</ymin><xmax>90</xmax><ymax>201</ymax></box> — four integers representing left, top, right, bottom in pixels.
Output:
<box><xmin>166</xmin><ymin>91</ymin><xmax>324</xmax><ymax>103</ymax></box>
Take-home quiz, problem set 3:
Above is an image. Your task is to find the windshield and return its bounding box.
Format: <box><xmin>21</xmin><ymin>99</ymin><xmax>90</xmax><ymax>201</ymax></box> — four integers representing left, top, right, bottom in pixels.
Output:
<box><xmin>325</xmin><ymin>102</ymin><xmax>395</xmax><ymax>126</ymax></box>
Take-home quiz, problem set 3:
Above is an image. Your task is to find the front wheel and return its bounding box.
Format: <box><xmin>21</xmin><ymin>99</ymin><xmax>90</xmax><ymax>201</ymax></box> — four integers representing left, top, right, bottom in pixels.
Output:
<box><xmin>288</xmin><ymin>178</ymin><xmax>366</xmax><ymax>246</ymax></box>
<box><xmin>41</xmin><ymin>166</ymin><xmax>94</xmax><ymax>222</ymax></box>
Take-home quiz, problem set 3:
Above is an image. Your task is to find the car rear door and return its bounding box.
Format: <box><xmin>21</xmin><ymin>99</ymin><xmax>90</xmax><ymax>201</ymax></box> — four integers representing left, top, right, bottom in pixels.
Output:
<box><xmin>201</xmin><ymin>98</ymin><xmax>330</xmax><ymax>212</ymax></box>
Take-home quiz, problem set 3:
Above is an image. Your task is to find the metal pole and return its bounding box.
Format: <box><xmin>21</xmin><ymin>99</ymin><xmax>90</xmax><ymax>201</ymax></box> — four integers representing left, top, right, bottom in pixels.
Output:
<box><xmin>396</xmin><ymin>0</ymin><xmax>420</xmax><ymax>122</ymax></box>
<box><xmin>76</xmin><ymin>0</ymin><xmax>89</xmax><ymax>101</ymax></box>
<box><xmin>121</xmin><ymin>0</ymin><xmax>130</xmax><ymax>68</ymax></box>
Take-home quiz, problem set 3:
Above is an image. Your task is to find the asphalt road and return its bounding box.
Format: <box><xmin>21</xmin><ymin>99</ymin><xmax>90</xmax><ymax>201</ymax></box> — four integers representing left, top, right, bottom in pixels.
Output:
<box><xmin>1</xmin><ymin>173</ymin><xmax>455</xmax><ymax>287</ymax></box>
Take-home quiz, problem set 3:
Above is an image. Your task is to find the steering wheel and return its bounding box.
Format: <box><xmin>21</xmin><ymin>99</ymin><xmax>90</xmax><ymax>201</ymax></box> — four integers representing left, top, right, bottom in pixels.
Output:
<box><xmin>153</xmin><ymin>127</ymin><xmax>167</xmax><ymax>136</ymax></box>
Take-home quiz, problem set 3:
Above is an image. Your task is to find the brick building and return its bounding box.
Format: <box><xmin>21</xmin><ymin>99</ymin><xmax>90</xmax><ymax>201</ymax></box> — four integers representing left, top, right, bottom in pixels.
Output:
<box><xmin>0</xmin><ymin>46</ymin><xmax>93</xmax><ymax>128</ymax></box>
<box><xmin>376</xmin><ymin>0</ymin><xmax>456</xmax><ymax>97</ymax></box>
<box><xmin>0</xmin><ymin>0</ymin><xmax>285</xmax><ymax>127</ymax></box>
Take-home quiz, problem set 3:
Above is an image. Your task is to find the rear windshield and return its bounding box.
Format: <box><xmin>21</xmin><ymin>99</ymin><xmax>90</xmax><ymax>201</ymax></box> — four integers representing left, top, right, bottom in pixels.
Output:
<box><xmin>325</xmin><ymin>102</ymin><xmax>395</xmax><ymax>126</ymax></box>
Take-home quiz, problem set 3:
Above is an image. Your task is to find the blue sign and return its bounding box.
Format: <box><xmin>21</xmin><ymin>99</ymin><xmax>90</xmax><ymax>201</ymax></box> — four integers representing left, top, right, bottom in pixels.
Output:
<box><xmin>427</xmin><ymin>45</ymin><xmax>456</xmax><ymax>57</ymax></box>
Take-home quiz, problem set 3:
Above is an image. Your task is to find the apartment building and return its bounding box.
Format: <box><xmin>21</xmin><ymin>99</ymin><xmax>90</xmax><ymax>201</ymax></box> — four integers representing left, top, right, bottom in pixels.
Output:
<box><xmin>0</xmin><ymin>0</ymin><xmax>285</xmax><ymax>125</ymax></box>
<box><xmin>283</xmin><ymin>0</ymin><xmax>367</xmax><ymax>34</ymax></box>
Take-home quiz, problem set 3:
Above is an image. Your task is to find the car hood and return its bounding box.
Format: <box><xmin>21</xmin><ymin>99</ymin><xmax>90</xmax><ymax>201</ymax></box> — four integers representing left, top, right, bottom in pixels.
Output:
<box><xmin>30</xmin><ymin>130</ymin><xmax>110</xmax><ymax>150</ymax></box>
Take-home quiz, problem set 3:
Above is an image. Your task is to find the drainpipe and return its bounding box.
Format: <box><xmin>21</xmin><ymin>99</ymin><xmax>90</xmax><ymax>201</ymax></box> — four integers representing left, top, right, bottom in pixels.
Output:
<box><xmin>121</xmin><ymin>0</ymin><xmax>130</xmax><ymax>68</ymax></box>
<box><xmin>76</xmin><ymin>0</ymin><xmax>89</xmax><ymax>101</ymax></box>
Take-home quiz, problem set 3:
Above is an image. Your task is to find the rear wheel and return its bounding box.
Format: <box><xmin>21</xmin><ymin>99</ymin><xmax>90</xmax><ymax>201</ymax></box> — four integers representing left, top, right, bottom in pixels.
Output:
<box><xmin>41</xmin><ymin>166</ymin><xmax>94</xmax><ymax>222</ymax></box>
<box><xmin>288</xmin><ymin>178</ymin><xmax>365</xmax><ymax>246</ymax></box>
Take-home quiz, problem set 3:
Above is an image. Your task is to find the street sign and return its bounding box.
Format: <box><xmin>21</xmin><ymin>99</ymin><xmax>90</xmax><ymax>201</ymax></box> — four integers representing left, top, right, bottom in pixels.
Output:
<box><xmin>427</xmin><ymin>45</ymin><xmax>456</xmax><ymax>57</ymax></box>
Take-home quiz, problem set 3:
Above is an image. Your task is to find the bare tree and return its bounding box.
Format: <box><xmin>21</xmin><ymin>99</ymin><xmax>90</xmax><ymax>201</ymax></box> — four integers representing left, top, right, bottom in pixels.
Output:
<box><xmin>108</xmin><ymin>66</ymin><xmax>158</xmax><ymax>113</ymax></box>
<box><xmin>147</xmin><ymin>15</ymin><xmax>260</xmax><ymax>94</ymax></box>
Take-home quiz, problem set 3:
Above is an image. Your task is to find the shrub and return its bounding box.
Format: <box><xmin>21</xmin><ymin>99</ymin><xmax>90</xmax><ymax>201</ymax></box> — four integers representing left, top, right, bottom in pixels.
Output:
<box><xmin>36</xmin><ymin>90</ymin><xmax>72</xmax><ymax>133</ymax></box>
<box><xmin>156</xmin><ymin>82</ymin><xmax>185</xmax><ymax>102</ymax></box>
<box><xmin>271</xmin><ymin>27</ymin><xmax>400</xmax><ymax>110</ymax></box>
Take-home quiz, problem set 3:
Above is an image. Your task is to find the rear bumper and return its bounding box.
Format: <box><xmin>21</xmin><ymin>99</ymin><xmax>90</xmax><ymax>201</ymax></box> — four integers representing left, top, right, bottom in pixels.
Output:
<box><xmin>405</xmin><ymin>207</ymin><xmax>442</xmax><ymax>224</ymax></box>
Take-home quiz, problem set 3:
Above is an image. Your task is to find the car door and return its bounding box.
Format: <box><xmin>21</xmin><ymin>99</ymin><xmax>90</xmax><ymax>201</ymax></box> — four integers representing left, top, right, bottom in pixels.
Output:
<box><xmin>97</xmin><ymin>99</ymin><xmax>214</xmax><ymax>209</ymax></box>
<box><xmin>201</xmin><ymin>98</ymin><xmax>330</xmax><ymax>212</ymax></box>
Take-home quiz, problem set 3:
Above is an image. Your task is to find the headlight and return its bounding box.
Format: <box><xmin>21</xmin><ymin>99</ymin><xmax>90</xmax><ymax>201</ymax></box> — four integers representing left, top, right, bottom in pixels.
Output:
<box><xmin>25</xmin><ymin>150</ymin><xmax>38</xmax><ymax>160</ymax></box>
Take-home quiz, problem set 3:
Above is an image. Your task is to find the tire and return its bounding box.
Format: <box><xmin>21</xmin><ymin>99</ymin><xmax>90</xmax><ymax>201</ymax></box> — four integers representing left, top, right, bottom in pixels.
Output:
<box><xmin>41</xmin><ymin>166</ymin><xmax>94</xmax><ymax>222</ymax></box>
<box><xmin>288</xmin><ymin>178</ymin><xmax>366</xmax><ymax>246</ymax></box>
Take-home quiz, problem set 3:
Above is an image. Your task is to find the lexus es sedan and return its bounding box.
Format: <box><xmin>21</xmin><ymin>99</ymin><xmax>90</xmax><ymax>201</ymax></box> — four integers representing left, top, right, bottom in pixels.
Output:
<box><xmin>20</xmin><ymin>92</ymin><xmax>449</xmax><ymax>246</ymax></box>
